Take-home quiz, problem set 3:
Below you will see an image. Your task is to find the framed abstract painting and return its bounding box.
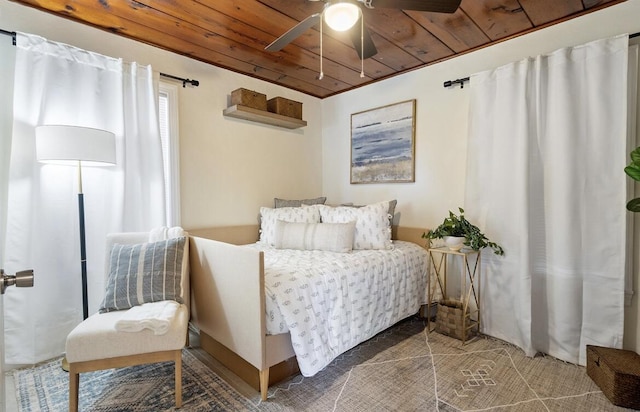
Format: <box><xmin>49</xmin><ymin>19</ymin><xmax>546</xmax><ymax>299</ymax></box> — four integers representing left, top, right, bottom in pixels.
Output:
<box><xmin>350</xmin><ymin>99</ymin><xmax>416</xmax><ymax>184</ymax></box>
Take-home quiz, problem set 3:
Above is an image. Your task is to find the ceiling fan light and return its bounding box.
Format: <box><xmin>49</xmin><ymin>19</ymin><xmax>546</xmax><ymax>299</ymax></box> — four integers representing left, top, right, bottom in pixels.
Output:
<box><xmin>324</xmin><ymin>2</ymin><xmax>360</xmax><ymax>32</ymax></box>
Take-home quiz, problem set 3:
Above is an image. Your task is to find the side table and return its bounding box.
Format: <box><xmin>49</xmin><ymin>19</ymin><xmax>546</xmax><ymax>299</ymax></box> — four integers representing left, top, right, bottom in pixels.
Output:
<box><xmin>427</xmin><ymin>247</ymin><xmax>481</xmax><ymax>344</ymax></box>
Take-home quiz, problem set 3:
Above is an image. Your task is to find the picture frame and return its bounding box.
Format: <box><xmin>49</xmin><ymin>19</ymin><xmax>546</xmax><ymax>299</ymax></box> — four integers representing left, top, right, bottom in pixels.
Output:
<box><xmin>350</xmin><ymin>99</ymin><xmax>416</xmax><ymax>184</ymax></box>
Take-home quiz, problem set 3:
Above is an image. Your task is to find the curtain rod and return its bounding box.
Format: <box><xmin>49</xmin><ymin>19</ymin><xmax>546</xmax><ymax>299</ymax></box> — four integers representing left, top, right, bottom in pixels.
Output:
<box><xmin>1</xmin><ymin>28</ymin><xmax>199</xmax><ymax>87</ymax></box>
<box><xmin>159</xmin><ymin>72</ymin><xmax>199</xmax><ymax>88</ymax></box>
<box><xmin>444</xmin><ymin>77</ymin><xmax>469</xmax><ymax>89</ymax></box>
<box><xmin>0</xmin><ymin>29</ymin><xmax>16</xmax><ymax>45</ymax></box>
<box><xmin>444</xmin><ymin>30</ymin><xmax>640</xmax><ymax>89</ymax></box>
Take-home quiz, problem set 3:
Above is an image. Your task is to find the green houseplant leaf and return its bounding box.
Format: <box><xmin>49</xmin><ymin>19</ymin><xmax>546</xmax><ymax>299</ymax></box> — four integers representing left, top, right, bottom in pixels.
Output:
<box><xmin>625</xmin><ymin>164</ymin><xmax>640</xmax><ymax>182</ymax></box>
<box><xmin>627</xmin><ymin>198</ymin><xmax>640</xmax><ymax>213</ymax></box>
<box><xmin>630</xmin><ymin>146</ymin><xmax>640</xmax><ymax>164</ymax></box>
<box><xmin>625</xmin><ymin>146</ymin><xmax>640</xmax><ymax>212</ymax></box>
<box><xmin>422</xmin><ymin>207</ymin><xmax>504</xmax><ymax>255</ymax></box>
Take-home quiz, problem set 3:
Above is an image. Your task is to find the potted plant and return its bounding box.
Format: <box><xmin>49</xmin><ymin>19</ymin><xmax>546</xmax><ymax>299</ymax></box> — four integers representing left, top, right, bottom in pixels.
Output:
<box><xmin>422</xmin><ymin>207</ymin><xmax>505</xmax><ymax>255</ymax></box>
<box><xmin>625</xmin><ymin>146</ymin><xmax>640</xmax><ymax>212</ymax></box>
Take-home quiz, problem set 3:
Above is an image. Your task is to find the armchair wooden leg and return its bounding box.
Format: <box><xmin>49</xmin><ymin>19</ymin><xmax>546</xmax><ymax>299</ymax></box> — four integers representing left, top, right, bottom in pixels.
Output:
<box><xmin>175</xmin><ymin>350</ymin><xmax>182</xmax><ymax>408</ymax></box>
<box><xmin>69</xmin><ymin>365</ymin><xmax>79</xmax><ymax>412</ymax></box>
<box><xmin>259</xmin><ymin>368</ymin><xmax>269</xmax><ymax>401</ymax></box>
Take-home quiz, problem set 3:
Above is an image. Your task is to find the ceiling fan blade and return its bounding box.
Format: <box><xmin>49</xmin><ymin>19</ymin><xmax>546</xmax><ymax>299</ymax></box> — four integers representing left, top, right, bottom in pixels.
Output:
<box><xmin>265</xmin><ymin>13</ymin><xmax>322</xmax><ymax>52</ymax></box>
<box><xmin>369</xmin><ymin>0</ymin><xmax>462</xmax><ymax>13</ymax></box>
<box><xmin>349</xmin><ymin>17</ymin><xmax>377</xmax><ymax>60</ymax></box>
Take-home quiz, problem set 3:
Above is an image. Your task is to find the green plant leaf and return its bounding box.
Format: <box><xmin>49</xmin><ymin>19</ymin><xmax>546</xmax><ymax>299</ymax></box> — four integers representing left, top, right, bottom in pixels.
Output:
<box><xmin>627</xmin><ymin>198</ymin><xmax>640</xmax><ymax>212</ymax></box>
<box><xmin>625</xmin><ymin>164</ymin><xmax>640</xmax><ymax>181</ymax></box>
<box><xmin>630</xmin><ymin>146</ymin><xmax>640</xmax><ymax>164</ymax></box>
<box><xmin>429</xmin><ymin>207</ymin><xmax>504</xmax><ymax>255</ymax></box>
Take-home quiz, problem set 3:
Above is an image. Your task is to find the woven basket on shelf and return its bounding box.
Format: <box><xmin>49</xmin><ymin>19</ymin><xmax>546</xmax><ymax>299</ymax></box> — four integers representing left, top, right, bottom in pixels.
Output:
<box><xmin>435</xmin><ymin>299</ymin><xmax>475</xmax><ymax>341</ymax></box>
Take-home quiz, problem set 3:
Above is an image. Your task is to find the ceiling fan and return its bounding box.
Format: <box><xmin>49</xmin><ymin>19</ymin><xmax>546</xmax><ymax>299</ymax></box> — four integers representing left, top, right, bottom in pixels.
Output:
<box><xmin>265</xmin><ymin>0</ymin><xmax>462</xmax><ymax>60</ymax></box>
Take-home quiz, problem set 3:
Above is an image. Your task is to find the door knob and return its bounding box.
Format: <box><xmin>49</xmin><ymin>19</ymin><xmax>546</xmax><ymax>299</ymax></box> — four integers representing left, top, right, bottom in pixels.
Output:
<box><xmin>1</xmin><ymin>268</ymin><xmax>34</xmax><ymax>294</ymax></box>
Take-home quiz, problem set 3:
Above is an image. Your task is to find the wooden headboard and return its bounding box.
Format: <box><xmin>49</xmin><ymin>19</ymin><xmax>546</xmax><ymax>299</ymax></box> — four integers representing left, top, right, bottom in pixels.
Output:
<box><xmin>188</xmin><ymin>225</ymin><xmax>429</xmax><ymax>248</ymax></box>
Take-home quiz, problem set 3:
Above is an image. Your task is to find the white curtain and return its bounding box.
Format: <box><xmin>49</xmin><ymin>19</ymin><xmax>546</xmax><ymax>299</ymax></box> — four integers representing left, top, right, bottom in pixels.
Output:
<box><xmin>2</xmin><ymin>33</ymin><xmax>165</xmax><ymax>363</ymax></box>
<box><xmin>465</xmin><ymin>35</ymin><xmax>629</xmax><ymax>365</ymax></box>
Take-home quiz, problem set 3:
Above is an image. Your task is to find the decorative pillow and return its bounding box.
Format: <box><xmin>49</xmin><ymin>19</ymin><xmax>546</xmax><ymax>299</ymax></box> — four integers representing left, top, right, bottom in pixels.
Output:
<box><xmin>318</xmin><ymin>201</ymin><xmax>393</xmax><ymax>250</ymax></box>
<box><xmin>339</xmin><ymin>199</ymin><xmax>397</xmax><ymax>224</ymax></box>
<box><xmin>274</xmin><ymin>196</ymin><xmax>327</xmax><ymax>208</ymax></box>
<box><xmin>99</xmin><ymin>236</ymin><xmax>186</xmax><ymax>313</ymax></box>
<box><xmin>259</xmin><ymin>205</ymin><xmax>321</xmax><ymax>246</ymax></box>
<box><xmin>274</xmin><ymin>220</ymin><xmax>356</xmax><ymax>252</ymax></box>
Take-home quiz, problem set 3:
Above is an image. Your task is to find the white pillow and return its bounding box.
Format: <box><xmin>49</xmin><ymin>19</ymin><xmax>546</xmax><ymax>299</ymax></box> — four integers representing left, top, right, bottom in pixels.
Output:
<box><xmin>318</xmin><ymin>201</ymin><xmax>393</xmax><ymax>250</ymax></box>
<box><xmin>274</xmin><ymin>220</ymin><xmax>356</xmax><ymax>252</ymax></box>
<box><xmin>259</xmin><ymin>205</ymin><xmax>321</xmax><ymax>246</ymax></box>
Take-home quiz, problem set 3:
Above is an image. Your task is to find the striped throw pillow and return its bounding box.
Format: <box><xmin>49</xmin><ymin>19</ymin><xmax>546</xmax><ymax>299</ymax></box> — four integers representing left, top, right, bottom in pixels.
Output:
<box><xmin>274</xmin><ymin>220</ymin><xmax>356</xmax><ymax>252</ymax></box>
<box><xmin>99</xmin><ymin>236</ymin><xmax>186</xmax><ymax>313</ymax></box>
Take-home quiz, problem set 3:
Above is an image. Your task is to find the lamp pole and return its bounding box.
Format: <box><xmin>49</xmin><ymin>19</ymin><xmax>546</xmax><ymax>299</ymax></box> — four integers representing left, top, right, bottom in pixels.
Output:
<box><xmin>77</xmin><ymin>161</ymin><xmax>88</xmax><ymax>320</ymax></box>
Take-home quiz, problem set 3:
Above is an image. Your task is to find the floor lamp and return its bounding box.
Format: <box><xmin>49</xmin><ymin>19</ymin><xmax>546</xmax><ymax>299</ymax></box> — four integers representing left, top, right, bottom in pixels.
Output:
<box><xmin>35</xmin><ymin>125</ymin><xmax>116</xmax><ymax>320</ymax></box>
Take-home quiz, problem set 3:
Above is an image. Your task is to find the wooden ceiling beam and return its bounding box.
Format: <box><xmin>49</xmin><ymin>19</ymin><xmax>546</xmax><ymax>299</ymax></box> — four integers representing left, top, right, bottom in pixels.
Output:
<box><xmin>360</xmin><ymin>8</ymin><xmax>454</xmax><ymax>63</ymax></box>
<box><xmin>460</xmin><ymin>0</ymin><xmax>533</xmax><ymax>41</ymax></box>
<box><xmin>518</xmin><ymin>0</ymin><xmax>584</xmax><ymax>26</ymax></box>
<box><xmin>405</xmin><ymin>8</ymin><xmax>490</xmax><ymax>53</ymax></box>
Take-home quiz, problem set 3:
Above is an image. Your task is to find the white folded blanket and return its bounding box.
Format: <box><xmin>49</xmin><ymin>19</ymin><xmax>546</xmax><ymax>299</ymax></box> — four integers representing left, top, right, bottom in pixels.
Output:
<box><xmin>115</xmin><ymin>300</ymin><xmax>180</xmax><ymax>335</ymax></box>
<box><xmin>148</xmin><ymin>226</ymin><xmax>186</xmax><ymax>242</ymax></box>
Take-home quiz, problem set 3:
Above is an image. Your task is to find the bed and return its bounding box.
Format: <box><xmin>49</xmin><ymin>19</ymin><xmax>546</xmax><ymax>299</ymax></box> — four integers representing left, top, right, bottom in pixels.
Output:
<box><xmin>188</xmin><ymin>201</ymin><xmax>430</xmax><ymax>400</ymax></box>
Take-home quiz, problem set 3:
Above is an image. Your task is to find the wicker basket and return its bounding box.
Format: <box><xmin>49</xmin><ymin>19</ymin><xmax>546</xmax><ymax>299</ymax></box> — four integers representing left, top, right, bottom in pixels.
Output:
<box><xmin>586</xmin><ymin>345</ymin><xmax>640</xmax><ymax>409</ymax></box>
<box><xmin>435</xmin><ymin>299</ymin><xmax>475</xmax><ymax>341</ymax></box>
<box><xmin>267</xmin><ymin>97</ymin><xmax>303</xmax><ymax>119</ymax></box>
<box><xmin>230</xmin><ymin>88</ymin><xmax>267</xmax><ymax>111</ymax></box>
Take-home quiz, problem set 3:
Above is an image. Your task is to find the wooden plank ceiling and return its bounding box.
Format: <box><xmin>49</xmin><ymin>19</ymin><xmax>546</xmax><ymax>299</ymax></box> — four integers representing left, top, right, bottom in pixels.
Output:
<box><xmin>9</xmin><ymin>0</ymin><xmax>626</xmax><ymax>98</ymax></box>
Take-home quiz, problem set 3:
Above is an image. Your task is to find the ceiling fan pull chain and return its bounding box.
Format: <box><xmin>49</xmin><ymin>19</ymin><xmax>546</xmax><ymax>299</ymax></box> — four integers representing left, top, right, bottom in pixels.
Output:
<box><xmin>319</xmin><ymin>17</ymin><xmax>324</xmax><ymax>80</ymax></box>
<box><xmin>360</xmin><ymin>16</ymin><xmax>365</xmax><ymax>78</ymax></box>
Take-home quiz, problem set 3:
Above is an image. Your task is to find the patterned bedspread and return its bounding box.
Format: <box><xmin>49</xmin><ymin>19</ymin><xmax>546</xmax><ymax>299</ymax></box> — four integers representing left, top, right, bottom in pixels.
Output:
<box><xmin>246</xmin><ymin>240</ymin><xmax>429</xmax><ymax>376</ymax></box>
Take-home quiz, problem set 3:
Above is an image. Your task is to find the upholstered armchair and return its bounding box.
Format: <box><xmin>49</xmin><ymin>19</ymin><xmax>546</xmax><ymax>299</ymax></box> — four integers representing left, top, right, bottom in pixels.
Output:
<box><xmin>65</xmin><ymin>228</ymin><xmax>190</xmax><ymax>412</ymax></box>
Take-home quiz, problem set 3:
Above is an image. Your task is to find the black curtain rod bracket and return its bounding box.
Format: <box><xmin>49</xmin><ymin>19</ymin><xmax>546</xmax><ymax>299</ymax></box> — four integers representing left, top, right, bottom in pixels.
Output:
<box><xmin>444</xmin><ymin>77</ymin><xmax>470</xmax><ymax>89</ymax></box>
<box><xmin>160</xmin><ymin>72</ymin><xmax>199</xmax><ymax>88</ymax></box>
<box><xmin>0</xmin><ymin>29</ymin><xmax>16</xmax><ymax>45</ymax></box>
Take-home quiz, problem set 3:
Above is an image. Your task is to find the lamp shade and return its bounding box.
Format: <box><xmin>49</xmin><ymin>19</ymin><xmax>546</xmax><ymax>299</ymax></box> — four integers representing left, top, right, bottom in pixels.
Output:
<box><xmin>324</xmin><ymin>2</ymin><xmax>360</xmax><ymax>32</ymax></box>
<box><xmin>36</xmin><ymin>125</ymin><xmax>116</xmax><ymax>166</ymax></box>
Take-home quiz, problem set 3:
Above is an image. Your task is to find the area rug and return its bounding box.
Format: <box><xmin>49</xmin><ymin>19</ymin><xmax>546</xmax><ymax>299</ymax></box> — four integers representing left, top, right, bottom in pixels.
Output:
<box><xmin>13</xmin><ymin>349</ymin><xmax>255</xmax><ymax>411</ymax></box>
<box><xmin>13</xmin><ymin>318</ymin><xmax>633</xmax><ymax>411</ymax></box>
<box><xmin>254</xmin><ymin>317</ymin><xmax>632</xmax><ymax>412</ymax></box>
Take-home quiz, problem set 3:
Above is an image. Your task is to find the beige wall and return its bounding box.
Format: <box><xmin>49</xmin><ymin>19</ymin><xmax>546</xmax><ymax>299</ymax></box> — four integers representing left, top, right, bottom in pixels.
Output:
<box><xmin>2</xmin><ymin>0</ymin><xmax>639</xmax><ymax>352</ymax></box>
<box><xmin>321</xmin><ymin>0</ymin><xmax>640</xmax><ymax>352</ymax></box>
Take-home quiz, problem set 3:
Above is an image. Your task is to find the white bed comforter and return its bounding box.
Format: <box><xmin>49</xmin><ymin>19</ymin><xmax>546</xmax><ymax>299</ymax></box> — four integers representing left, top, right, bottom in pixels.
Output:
<box><xmin>247</xmin><ymin>240</ymin><xmax>428</xmax><ymax>376</ymax></box>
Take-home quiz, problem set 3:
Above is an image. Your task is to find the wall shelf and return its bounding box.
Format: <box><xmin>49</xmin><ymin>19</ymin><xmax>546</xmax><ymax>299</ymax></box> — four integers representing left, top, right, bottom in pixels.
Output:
<box><xmin>223</xmin><ymin>104</ymin><xmax>307</xmax><ymax>129</ymax></box>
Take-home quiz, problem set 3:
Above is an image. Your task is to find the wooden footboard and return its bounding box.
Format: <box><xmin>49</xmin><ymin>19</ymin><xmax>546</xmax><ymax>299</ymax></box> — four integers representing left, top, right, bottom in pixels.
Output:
<box><xmin>189</xmin><ymin>235</ymin><xmax>265</xmax><ymax>364</ymax></box>
<box><xmin>189</xmin><ymin>235</ymin><xmax>272</xmax><ymax>400</ymax></box>
<box><xmin>189</xmin><ymin>231</ymin><xmax>298</xmax><ymax>400</ymax></box>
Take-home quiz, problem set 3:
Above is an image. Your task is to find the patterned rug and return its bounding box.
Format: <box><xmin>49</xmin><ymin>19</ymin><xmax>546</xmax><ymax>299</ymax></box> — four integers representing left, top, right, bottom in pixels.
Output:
<box><xmin>253</xmin><ymin>317</ymin><xmax>632</xmax><ymax>412</ymax></box>
<box><xmin>13</xmin><ymin>350</ymin><xmax>254</xmax><ymax>411</ymax></box>
<box><xmin>13</xmin><ymin>318</ymin><xmax>633</xmax><ymax>411</ymax></box>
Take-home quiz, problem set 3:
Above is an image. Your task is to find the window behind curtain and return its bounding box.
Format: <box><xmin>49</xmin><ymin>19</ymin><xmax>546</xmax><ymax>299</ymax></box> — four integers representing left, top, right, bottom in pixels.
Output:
<box><xmin>158</xmin><ymin>82</ymin><xmax>181</xmax><ymax>226</ymax></box>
